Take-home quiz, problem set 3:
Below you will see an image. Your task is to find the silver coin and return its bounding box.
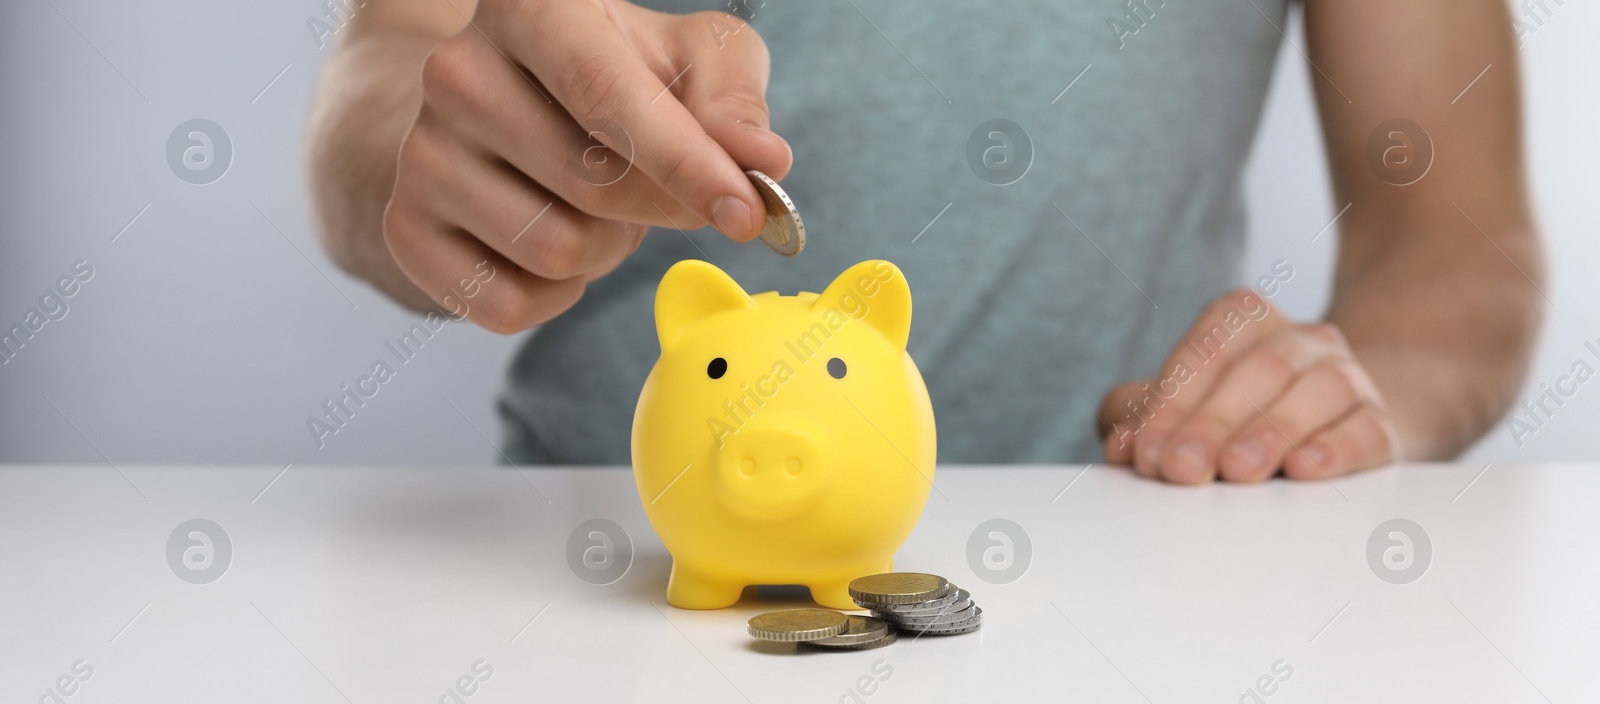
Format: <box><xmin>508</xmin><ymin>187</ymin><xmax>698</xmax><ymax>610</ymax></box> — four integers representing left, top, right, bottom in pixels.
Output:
<box><xmin>888</xmin><ymin>597</ymin><xmax>972</xmax><ymax>618</ymax></box>
<box><xmin>875</xmin><ymin>602</ymin><xmax>977</xmax><ymax>628</ymax></box>
<box><xmin>913</xmin><ymin>616</ymin><xmax>983</xmax><ymax>636</ymax></box>
<box><xmin>877</xmin><ymin>601</ymin><xmax>976</xmax><ymax>624</ymax></box>
<box><xmin>870</xmin><ymin>586</ymin><xmax>966</xmax><ymax>612</ymax></box>
<box><xmin>746</xmin><ymin>169</ymin><xmax>804</xmax><ymax>257</ymax></box>
<box><xmin>900</xmin><ymin>607</ymin><xmax>983</xmax><ymax>636</ymax></box>
<box><xmin>873</xmin><ymin>588</ymin><xmax>970</xmax><ymax>615</ymax></box>
<box><xmin>804</xmin><ymin>628</ymin><xmax>898</xmax><ymax>651</ymax></box>
<box><xmin>801</xmin><ymin>615</ymin><xmax>892</xmax><ymax>647</ymax></box>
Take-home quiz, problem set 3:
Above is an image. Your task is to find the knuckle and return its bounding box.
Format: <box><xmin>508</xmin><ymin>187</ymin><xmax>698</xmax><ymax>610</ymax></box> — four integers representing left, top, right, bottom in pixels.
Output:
<box><xmin>627</xmin><ymin>224</ymin><xmax>648</xmax><ymax>253</ymax></box>
<box><xmin>381</xmin><ymin>201</ymin><xmax>426</xmax><ymax>256</ymax></box>
<box><xmin>1314</xmin><ymin>382</ymin><xmax>1358</xmax><ymax>416</ymax></box>
<box><xmin>1221</xmin><ymin>287</ymin><xmax>1261</xmax><ymax>312</ymax></box>
<box><xmin>1194</xmin><ymin>287</ymin><xmax>1274</xmax><ymax>337</ymax></box>
<box><xmin>605</xmin><ymin>219</ymin><xmax>647</xmax><ymax>249</ymax></box>
<box><xmin>527</xmin><ymin>227</ymin><xmax>590</xmax><ymax>279</ymax></box>
<box><xmin>1305</xmin><ymin>322</ymin><xmax>1349</xmax><ymax>349</ymax></box>
<box><xmin>1118</xmin><ymin>391</ymin><xmax>1176</xmax><ymax>436</ymax></box>
<box><xmin>657</xmin><ymin>147</ymin><xmax>698</xmax><ymax>189</ymax></box>
<box><xmin>1250</xmin><ymin>345</ymin><xmax>1299</xmax><ymax>384</ymax></box>
<box><xmin>420</xmin><ymin>37</ymin><xmax>474</xmax><ymax>104</ymax></box>
<box><xmin>1100</xmin><ymin>381</ymin><xmax>1146</xmax><ymax>416</ymax></box>
<box><xmin>1319</xmin><ymin>361</ymin><xmax>1365</xmax><ymax>404</ymax></box>
<box><xmin>565</xmin><ymin>52</ymin><xmax>628</xmax><ymax>121</ymax></box>
<box><xmin>687</xmin><ymin>10</ymin><xmax>769</xmax><ymax>52</ymax></box>
<box><xmin>559</xmin><ymin>181</ymin><xmax>618</xmax><ymax>219</ymax></box>
<box><xmin>473</xmin><ymin>291</ymin><xmax>536</xmax><ymax>335</ymax></box>
<box><xmin>1312</xmin><ymin>359</ymin><xmax>1380</xmax><ymax>413</ymax></box>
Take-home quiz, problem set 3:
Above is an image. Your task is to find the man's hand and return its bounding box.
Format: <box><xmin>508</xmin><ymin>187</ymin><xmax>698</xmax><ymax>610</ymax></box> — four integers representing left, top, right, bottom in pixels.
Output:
<box><xmin>308</xmin><ymin>0</ymin><xmax>792</xmax><ymax>332</ymax></box>
<box><xmin>1098</xmin><ymin>290</ymin><xmax>1399</xmax><ymax>484</ymax></box>
<box><xmin>389</xmin><ymin>0</ymin><xmax>792</xmax><ymax>332</ymax></box>
<box><xmin>1097</xmin><ymin>0</ymin><xmax>1545</xmax><ymax>482</ymax></box>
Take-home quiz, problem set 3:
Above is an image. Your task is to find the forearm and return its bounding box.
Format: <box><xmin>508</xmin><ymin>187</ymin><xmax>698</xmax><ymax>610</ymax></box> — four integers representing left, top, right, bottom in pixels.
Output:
<box><xmin>1301</xmin><ymin>0</ymin><xmax>1543</xmax><ymax>460</ymax></box>
<box><xmin>1325</xmin><ymin>204</ymin><xmax>1544</xmax><ymax>461</ymax></box>
<box><xmin>305</xmin><ymin>27</ymin><xmax>444</xmax><ymax>313</ymax></box>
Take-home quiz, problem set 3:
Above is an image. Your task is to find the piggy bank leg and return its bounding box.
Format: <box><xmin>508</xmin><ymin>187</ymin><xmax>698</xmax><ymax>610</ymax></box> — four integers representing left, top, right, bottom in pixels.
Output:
<box><xmin>810</xmin><ymin>559</ymin><xmax>893</xmax><ymax>610</ymax></box>
<box><xmin>666</xmin><ymin>561</ymin><xmax>744</xmax><ymax>610</ymax></box>
<box><xmin>807</xmin><ymin>580</ymin><xmax>860</xmax><ymax>610</ymax></box>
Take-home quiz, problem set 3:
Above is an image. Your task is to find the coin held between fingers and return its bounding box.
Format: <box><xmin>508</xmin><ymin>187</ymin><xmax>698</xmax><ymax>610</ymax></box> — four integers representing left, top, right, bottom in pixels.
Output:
<box><xmin>746</xmin><ymin>169</ymin><xmax>805</xmax><ymax>256</ymax></box>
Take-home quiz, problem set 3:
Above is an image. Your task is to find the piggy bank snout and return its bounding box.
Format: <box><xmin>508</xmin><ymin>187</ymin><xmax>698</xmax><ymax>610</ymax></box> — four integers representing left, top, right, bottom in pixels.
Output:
<box><xmin>715</xmin><ymin>415</ymin><xmax>831</xmax><ymax>520</ymax></box>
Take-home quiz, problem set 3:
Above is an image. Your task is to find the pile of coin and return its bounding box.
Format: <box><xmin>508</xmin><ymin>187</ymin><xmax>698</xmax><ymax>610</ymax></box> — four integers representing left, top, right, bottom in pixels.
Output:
<box><xmin>747</xmin><ymin>609</ymin><xmax>899</xmax><ymax>651</ymax></box>
<box><xmin>849</xmin><ymin>572</ymin><xmax>982</xmax><ymax>636</ymax></box>
<box><xmin>746</xmin><ymin>573</ymin><xmax>981</xmax><ymax>652</ymax></box>
<box><xmin>746</xmin><ymin>170</ymin><xmax>805</xmax><ymax>257</ymax></box>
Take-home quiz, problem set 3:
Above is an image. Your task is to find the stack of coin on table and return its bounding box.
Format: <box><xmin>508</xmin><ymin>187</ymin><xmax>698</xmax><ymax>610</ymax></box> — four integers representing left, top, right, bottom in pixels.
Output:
<box><xmin>849</xmin><ymin>572</ymin><xmax>982</xmax><ymax>636</ymax></box>
<box><xmin>746</xmin><ymin>573</ymin><xmax>981</xmax><ymax>651</ymax></box>
<box><xmin>747</xmin><ymin>609</ymin><xmax>897</xmax><ymax>651</ymax></box>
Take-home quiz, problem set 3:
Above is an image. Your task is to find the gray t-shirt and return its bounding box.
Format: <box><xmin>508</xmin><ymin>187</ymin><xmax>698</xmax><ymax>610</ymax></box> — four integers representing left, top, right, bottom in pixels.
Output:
<box><xmin>499</xmin><ymin>0</ymin><xmax>1287</xmax><ymax>463</ymax></box>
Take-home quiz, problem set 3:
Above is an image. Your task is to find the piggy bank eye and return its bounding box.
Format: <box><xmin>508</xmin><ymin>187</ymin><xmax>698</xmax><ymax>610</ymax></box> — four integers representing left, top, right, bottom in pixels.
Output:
<box><xmin>827</xmin><ymin>357</ymin><xmax>847</xmax><ymax>379</ymax></box>
<box><xmin>707</xmin><ymin>357</ymin><xmax>728</xmax><ymax>379</ymax></box>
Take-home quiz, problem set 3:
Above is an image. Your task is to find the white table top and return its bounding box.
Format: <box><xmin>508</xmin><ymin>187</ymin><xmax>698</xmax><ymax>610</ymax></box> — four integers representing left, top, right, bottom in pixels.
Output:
<box><xmin>2</xmin><ymin>464</ymin><xmax>1595</xmax><ymax>703</ymax></box>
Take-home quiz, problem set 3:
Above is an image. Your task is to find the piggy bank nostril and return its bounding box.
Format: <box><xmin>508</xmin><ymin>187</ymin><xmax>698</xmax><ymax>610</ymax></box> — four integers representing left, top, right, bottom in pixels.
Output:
<box><xmin>785</xmin><ymin>457</ymin><xmax>803</xmax><ymax>476</ymax></box>
<box><xmin>740</xmin><ymin>456</ymin><xmax>757</xmax><ymax>476</ymax></box>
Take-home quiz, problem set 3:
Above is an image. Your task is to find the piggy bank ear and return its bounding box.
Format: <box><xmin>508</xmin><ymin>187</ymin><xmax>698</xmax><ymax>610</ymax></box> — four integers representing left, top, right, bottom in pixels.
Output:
<box><xmin>655</xmin><ymin>259</ymin><xmax>754</xmax><ymax>349</ymax></box>
<box><xmin>811</xmin><ymin>260</ymin><xmax>912</xmax><ymax>350</ymax></box>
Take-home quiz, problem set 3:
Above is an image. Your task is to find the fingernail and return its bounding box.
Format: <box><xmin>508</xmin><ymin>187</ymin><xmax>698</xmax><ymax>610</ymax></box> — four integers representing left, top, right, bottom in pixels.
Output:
<box><xmin>1171</xmin><ymin>441</ymin><xmax>1209</xmax><ymax>476</ymax></box>
<box><xmin>1139</xmin><ymin>438</ymin><xmax>1165</xmax><ymax>469</ymax></box>
<box><xmin>1224</xmin><ymin>438</ymin><xmax>1266</xmax><ymax>472</ymax></box>
<box><xmin>711</xmin><ymin>195</ymin><xmax>753</xmax><ymax>239</ymax></box>
<box><xmin>1300</xmin><ymin>445</ymin><xmax>1329</xmax><ymax>468</ymax></box>
<box><xmin>737</xmin><ymin>120</ymin><xmax>792</xmax><ymax>162</ymax></box>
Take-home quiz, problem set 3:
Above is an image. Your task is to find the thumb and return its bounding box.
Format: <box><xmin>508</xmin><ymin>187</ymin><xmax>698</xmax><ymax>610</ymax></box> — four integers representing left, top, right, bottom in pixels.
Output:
<box><xmin>1097</xmin><ymin>380</ymin><xmax>1150</xmax><ymax>465</ymax></box>
<box><xmin>674</xmin><ymin>16</ymin><xmax>793</xmax><ymax>180</ymax></box>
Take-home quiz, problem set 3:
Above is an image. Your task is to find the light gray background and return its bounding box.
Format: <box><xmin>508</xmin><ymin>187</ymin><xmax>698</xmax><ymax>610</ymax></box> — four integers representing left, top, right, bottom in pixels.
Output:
<box><xmin>2</xmin><ymin>1</ymin><xmax>1595</xmax><ymax>465</ymax></box>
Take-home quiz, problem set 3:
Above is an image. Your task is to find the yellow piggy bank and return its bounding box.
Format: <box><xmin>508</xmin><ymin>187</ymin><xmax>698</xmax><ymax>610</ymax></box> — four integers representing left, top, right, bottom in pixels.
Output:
<box><xmin>632</xmin><ymin>259</ymin><xmax>938</xmax><ymax>609</ymax></box>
